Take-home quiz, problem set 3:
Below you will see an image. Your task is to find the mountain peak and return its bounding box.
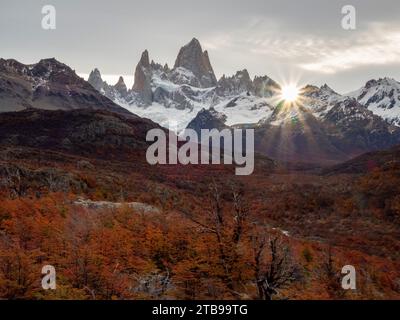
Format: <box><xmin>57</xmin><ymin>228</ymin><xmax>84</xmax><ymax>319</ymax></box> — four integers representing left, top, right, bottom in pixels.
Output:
<box><xmin>35</xmin><ymin>58</ymin><xmax>71</xmax><ymax>72</ymax></box>
<box><xmin>187</xmin><ymin>37</ymin><xmax>201</xmax><ymax>48</ymax></box>
<box><xmin>216</xmin><ymin>69</ymin><xmax>253</xmax><ymax>96</ymax></box>
<box><xmin>88</xmin><ymin>68</ymin><xmax>104</xmax><ymax>91</ymax></box>
<box><xmin>30</xmin><ymin>58</ymin><xmax>74</xmax><ymax>79</ymax></box>
<box><xmin>116</xmin><ymin>76</ymin><xmax>125</xmax><ymax>85</ymax></box>
<box><xmin>38</xmin><ymin>57</ymin><xmax>60</xmax><ymax>64</ymax></box>
<box><xmin>236</xmin><ymin>69</ymin><xmax>250</xmax><ymax>78</ymax></box>
<box><xmin>349</xmin><ymin>76</ymin><xmax>400</xmax><ymax>126</ymax></box>
<box><xmin>90</xmin><ymin>68</ymin><xmax>102</xmax><ymax>77</ymax></box>
<box><xmin>303</xmin><ymin>84</ymin><xmax>319</xmax><ymax>91</ymax></box>
<box><xmin>302</xmin><ymin>84</ymin><xmax>338</xmax><ymax>98</ymax></box>
<box><xmin>114</xmin><ymin>76</ymin><xmax>128</xmax><ymax>97</ymax></box>
<box><xmin>138</xmin><ymin>50</ymin><xmax>150</xmax><ymax>68</ymax></box>
<box><xmin>0</xmin><ymin>58</ymin><xmax>133</xmax><ymax>116</ymax></box>
<box><xmin>132</xmin><ymin>50</ymin><xmax>153</xmax><ymax>104</ymax></box>
<box><xmin>366</xmin><ymin>77</ymin><xmax>399</xmax><ymax>88</ymax></box>
<box><xmin>320</xmin><ymin>84</ymin><xmax>337</xmax><ymax>94</ymax></box>
<box><xmin>186</xmin><ymin>106</ymin><xmax>228</xmax><ymax>134</ymax></box>
<box><xmin>173</xmin><ymin>38</ymin><xmax>217</xmax><ymax>88</ymax></box>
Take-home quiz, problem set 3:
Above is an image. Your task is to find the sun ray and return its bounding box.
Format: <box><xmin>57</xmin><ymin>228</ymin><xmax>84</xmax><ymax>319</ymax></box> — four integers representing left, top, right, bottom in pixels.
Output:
<box><xmin>281</xmin><ymin>85</ymin><xmax>300</xmax><ymax>102</ymax></box>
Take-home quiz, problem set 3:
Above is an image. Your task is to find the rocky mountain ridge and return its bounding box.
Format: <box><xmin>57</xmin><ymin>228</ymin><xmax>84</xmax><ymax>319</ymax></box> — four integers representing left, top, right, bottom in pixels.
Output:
<box><xmin>0</xmin><ymin>58</ymin><xmax>133</xmax><ymax>117</ymax></box>
<box><xmin>88</xmin><ymin>38</ymin><xmax>279</xmax><ymax>131</ymax></box>
<box><xmin>348</xmin><ymin>77</ymin><xmax>400</xmax><ymax>126</ymax></box>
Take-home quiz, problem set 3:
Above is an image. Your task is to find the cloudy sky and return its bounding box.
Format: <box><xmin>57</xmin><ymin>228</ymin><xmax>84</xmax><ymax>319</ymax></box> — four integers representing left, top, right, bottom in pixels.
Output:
<box><xmin>1</xmin><ymin>0</ymin><xmax>400</xmax><ymax>93</ymax></box>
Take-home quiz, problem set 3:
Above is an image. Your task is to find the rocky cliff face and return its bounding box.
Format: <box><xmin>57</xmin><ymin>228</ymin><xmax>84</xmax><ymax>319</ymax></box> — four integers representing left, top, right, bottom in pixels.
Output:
<box><xmin>126</xmin><ymin>39</ymin><xmax>218</xmax><ymax>108</ymax></box>
<box><xmin>88</xmin><ymin>69</ymin><xmax>132</xmax><ymax>105</ymax></box>
<box><xmin>216</xmin><ymin>69</ymin><xmax>253</xmax><ymax>96</ymax></box>
<box><xmin>173</xmin><ymin>38</ymin><xmax>217</xmax><ymax>88</ymax></box>
<box><xmin>132</xmin><ymin>50</ymin><xmax>153</xmax><ymax>105</ymax></box>
<box><xmin>114</xmin><ymin>76</ymin><xmax>128</xmax><ymax>98</ymax></box>
<box><xmin>186</xmin><ymin>107</ymin><xmax>228</xmax><ymax>135</ymax></box>
<box><xmin>87</xmin><ymin>68</ymin><xmax>104</xmax><ymax>92</ymax></box>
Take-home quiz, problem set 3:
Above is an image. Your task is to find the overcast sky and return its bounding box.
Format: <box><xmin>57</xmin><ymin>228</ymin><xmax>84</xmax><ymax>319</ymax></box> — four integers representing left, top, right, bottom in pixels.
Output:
<box><xmin>1</xmin><ymin>0</ymin><xmax>400</xmax><ymax>93</ymax></box>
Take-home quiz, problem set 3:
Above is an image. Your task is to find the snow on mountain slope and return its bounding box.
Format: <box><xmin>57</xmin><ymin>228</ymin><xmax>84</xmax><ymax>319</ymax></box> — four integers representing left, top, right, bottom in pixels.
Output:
<box><xmin>213</xmin><ymin>93</ymin><xmax>275</xmax><ymax>126</ymax></box>
<box><xmin>86</xmin><ymin>37</ymin><xmax>400</xmax><ymax>141</ymax></box>
<box><xmin>301</xmin><ymin>84</ymin><xmax>345</xmax><ymax>118</ymax></box>
<box><xmin>120</xmin><ymin>92</ymin><xmax>274</xmax><ymax>133</ymax></box>
<box><xmin>126</xmin><ymin>66</ymin><xmax>217</xmax><ymax>132</ymax></box>
<box><xmin>88</xmin><ymin>39</ymin><xmax>279</xmax><ymax>132</ymax></box>
<box><xmin>146</xmin><ymin>68</ymin><xmax>216</xmax><ymax>111</ymax></box>
<box><xmin>88</xmin><ymin>67</ymin><xmax>217</xmax><ymax>132</ymax></box>
<box><xmin>122</xmin><ymin>102</ymin><xmax>199</xmax><ymax>132</ymax></box>
<box><xmin>348</xmin><ymin>78</ymin><xmax>400</xmax><ymax>126</ymax></box>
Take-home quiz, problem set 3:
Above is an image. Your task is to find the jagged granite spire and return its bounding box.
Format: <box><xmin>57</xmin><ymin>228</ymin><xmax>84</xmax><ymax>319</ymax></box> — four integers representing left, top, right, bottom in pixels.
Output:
<box><xmin>114</xmin><ymin>76</ymin><xmax>128</xmax><ymax>97</ymax></box>
<box><xmin>132</xmin><ymin>50</ymin><xmax>153</xmax><ymax>105</ymax></box>
<box><xmin>88</xmin><ymin>68</ymin><xmax>104</xmax><ymax>92</ymax></box>
<box><xmin>138</xmin><ymin>50</ymin><xmax>150</xmax><ymax>68</ymax></box>
<box><xmin>216</xmin><ymin>69</ymin><xmax>253</xmax><ymax>96</ymax></box>
<box><xmin>173</xmin><ymin>38</ymin><xmax>217</xmax><ymax>88</ymax></box>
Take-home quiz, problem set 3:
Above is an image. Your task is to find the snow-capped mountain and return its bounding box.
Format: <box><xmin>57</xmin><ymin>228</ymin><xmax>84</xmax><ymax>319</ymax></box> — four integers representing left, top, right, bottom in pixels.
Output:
<box><xmin>212</xmin><ymin>93</ymin><xmax>276</xmax><ymax>127</ymax></box>
<box><xmin>186</xmin><ymin>83</ymin><xmax>400</xmax><ymax>163</ymax></box>
<box><xmin>85</xmin><ymin>37</ymin><xmax>400</xmax><ymax>163</ymax></box>
<box><xmin>88</xmin><ymin>68</ymin><xmax>130</xmax><ymax>102</ymax></box>
<box><xmin>173</xmin><ymin>38</ymin><xmax>217</xmax><ymax>88</ymax></box>
<box><xmin>88</xmin><ymin>38</ymin><xmax>279</xmax><ymax>132</ymax></box>
<box><xmin>301</xmin><ymin>84</ymin><xmax>344</xmax><ymax>118</ymax></box>
<box><xmin>252</xmin><ymin>96</ymin><xmax>400</xmax><ymax>163</ymax></box>
<box><xmin>348</xmin><ymin>77</ymin><xmax>400</xmax><ymax>126</ymax></box>
<box><xmin>86</xmin><ymin>39</ymin><xmax>400</xmax><ymax>134</ymax></box>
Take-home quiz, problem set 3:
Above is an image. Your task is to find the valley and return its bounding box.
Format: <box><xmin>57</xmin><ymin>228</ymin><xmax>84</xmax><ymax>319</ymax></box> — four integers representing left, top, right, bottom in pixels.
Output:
<box><xmin>0</xmin><ymin>107</ymin><xmax>399</xmax><ymax>299</ymax></box>
<box><xmin>0</xmin><ymin>38</ymin><xmax>400</xmax><ymax>300</ymax></box>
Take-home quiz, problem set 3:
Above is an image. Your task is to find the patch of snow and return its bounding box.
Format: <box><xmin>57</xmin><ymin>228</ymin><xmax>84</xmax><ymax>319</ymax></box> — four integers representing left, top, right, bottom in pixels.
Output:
<box><xmin>123</xmin><ymin>101</ymin><xmax>205</xmax><ymax>133</ymax></box>
<box><xmin>32</xmin><ymin>77</ymin><xmax>49</xmax><ymax>91</ymax></box>
<box><xmin>213</xmin><ymin>93</ymin><xmax>275</xmax><ymax>126</ymax></box>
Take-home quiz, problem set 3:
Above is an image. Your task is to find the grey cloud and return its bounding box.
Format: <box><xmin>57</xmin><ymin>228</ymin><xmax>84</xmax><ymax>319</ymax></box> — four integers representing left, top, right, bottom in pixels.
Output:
<box><xmin>1</xmin><ymin>0</ymin><xmax>400</xmax><ymax>93</ymax></box>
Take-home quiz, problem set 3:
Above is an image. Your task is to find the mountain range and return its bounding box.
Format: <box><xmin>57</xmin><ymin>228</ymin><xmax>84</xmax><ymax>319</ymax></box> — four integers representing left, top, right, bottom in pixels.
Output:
<box><xmin>86</xmin><ymin>38</ymin><xmax>400</xmax><ymax>164</ymax></box>
<box><xmin>87</xmin><ymin>38</ymin><xmax>278</xmax><ymax>132</ymax></box>
<box><xmin>0</xmin><ymin>57</ymin><xmax>132</xmax><ymax>117</ymax></box>
<box><xmin>1</xmin><ymin>38</ymin><xmax>400</xmax><ymax>164</ymax></box>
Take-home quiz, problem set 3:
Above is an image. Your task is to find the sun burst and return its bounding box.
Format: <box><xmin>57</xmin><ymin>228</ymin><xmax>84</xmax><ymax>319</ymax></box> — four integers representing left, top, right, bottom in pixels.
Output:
<box><xmin>280</xmin><ymin>85</ymin><xmax>300</xmax><ymax>102</ymax></box>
